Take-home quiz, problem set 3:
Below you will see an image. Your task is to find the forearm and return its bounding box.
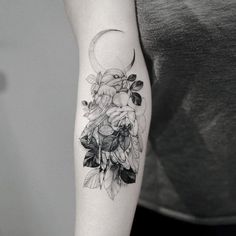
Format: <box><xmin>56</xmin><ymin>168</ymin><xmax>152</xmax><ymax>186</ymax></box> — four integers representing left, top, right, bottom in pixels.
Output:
<box><xmin>64</xmin><ymin>1</ymin><xmax>151</xmax><ymax>235</ymax></box>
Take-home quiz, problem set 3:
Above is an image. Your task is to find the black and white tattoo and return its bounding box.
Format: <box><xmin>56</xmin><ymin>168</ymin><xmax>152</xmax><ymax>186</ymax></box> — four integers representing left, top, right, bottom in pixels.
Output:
<box><xmin>80</xmin><ymin>29</ymin><xmax>146</xmax><ymax>200</ymax></box>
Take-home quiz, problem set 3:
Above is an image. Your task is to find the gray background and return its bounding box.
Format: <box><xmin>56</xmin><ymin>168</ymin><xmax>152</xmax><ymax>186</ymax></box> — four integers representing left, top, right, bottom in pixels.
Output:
<box><xmin>0</xmin><ymin>0</ymin><xmax>77</xmax><ymax>235</ymax></box>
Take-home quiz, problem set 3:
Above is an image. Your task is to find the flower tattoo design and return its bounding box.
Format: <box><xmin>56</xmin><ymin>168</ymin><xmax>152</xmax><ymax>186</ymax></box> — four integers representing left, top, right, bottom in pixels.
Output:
<box><xmin>80</xmin><ymin>29</ymin><xmax>146</xmax><ymax>200</ymax></box>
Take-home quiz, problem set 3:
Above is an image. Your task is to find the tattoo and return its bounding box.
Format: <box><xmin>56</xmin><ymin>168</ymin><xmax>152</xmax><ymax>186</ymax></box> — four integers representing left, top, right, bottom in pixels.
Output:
<box><xmin>80</xmin><ymin>29</ymin><xmax>146</xmax><ymax>200</ymax></box>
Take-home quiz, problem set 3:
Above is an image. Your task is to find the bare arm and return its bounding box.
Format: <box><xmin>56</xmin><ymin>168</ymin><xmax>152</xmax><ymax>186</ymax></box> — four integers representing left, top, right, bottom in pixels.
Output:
<box><xmin>64</xmin><ymin>1</ymin><xmax>152</xmax><ymax>235</ymax></box>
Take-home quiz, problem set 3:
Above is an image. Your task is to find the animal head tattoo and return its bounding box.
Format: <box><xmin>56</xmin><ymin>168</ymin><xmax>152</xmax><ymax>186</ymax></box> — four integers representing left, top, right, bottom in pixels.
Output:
<box><xmin>80</xmin><ymin>29</ymin><xmax>146</xmax><ymax>200</ymax></box>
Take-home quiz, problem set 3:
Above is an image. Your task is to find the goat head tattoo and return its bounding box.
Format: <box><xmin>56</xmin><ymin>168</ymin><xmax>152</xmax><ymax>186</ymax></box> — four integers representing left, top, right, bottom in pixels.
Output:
<box><xmin>80</xmin><ymin>29</ymin><xmax>146</xmax><ymax>200</ymax></box>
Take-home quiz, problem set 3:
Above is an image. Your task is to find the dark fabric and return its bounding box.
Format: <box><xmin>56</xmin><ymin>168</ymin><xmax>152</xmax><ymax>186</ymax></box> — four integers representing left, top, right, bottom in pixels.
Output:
<box><xmin>135</xmin><ymin>0</ymin><xmax>236</xmax><ymax>223</ymax></box>
<box><xmin>131</xmin><ymin>206</ymin><xmax>236</xmax><ymax>235</ymax></box>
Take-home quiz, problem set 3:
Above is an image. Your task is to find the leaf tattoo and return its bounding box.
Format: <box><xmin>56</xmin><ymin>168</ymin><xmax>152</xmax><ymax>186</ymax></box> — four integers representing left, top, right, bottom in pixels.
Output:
<box><xmin>79</xmin><ymin>29</ymin><xmax>146</xmax><ymax>200</ymax></box>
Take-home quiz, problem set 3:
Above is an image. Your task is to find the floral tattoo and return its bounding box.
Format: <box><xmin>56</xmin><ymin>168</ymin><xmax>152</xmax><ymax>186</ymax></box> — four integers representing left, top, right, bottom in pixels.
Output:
<box><xmin>80</xmin><ymin>29</ymin><xmax>146</xmax><ymax>200</ymax></box>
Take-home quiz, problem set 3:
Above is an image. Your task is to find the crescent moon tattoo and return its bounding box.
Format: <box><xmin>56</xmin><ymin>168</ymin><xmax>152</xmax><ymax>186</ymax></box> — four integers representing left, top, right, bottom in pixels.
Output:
<box><xmin>79</xmin><ymin>29</ymin><xmax>146</xmax><ymax>200</ymax></box>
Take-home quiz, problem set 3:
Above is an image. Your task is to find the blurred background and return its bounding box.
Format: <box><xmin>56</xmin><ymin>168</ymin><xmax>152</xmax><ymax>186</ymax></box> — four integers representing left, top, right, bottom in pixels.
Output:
<box><xmin>0</xmin><ymin>0</ymin><xmax>77</xmax><ymax>235</ymax></box>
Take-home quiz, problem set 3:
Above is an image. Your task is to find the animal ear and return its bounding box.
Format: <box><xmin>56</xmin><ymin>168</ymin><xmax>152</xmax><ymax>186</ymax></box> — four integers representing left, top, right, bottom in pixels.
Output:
<box><xmin>86</xmin><ymin>74</ymin><xmax>97</xmax><ymax>84</ymax></box>
<box><xmin>96</xmin><ymin>72</ymin><xmax>103</xmax><ymax>84</ymax></box>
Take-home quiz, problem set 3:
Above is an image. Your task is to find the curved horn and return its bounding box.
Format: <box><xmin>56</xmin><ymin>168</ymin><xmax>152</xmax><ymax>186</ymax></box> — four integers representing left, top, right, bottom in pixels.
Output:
<box><xmin>124</xmin><ymin>49</ymin><xmax>135</xmax><ymax>74</ymax></box>
<box><xmin>89</xmin><ymin>29</ymin><xmax>122</xmax><ymax>73</ymax></box>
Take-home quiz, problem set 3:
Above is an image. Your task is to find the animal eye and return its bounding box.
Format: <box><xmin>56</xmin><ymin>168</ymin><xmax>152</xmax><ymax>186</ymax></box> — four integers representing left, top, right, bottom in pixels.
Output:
<box><xmin>113</xmin><ymin>74</ymin><xmax>120</xmax><ymax>79</ymax></box>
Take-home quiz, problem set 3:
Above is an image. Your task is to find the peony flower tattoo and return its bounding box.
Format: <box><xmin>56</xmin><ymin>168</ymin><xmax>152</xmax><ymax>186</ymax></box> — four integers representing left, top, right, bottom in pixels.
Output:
<box><xmin>80</xmin><ymin>29</ymin><xmax>146</xmax><ymax>200</ymax></box>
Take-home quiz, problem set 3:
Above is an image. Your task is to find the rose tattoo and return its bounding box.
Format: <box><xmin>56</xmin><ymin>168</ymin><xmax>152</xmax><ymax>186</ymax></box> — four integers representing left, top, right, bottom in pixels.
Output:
<box><xmin>80</xmin><ymin>29</ymin><xmax>146</xmax><ymax>200</ymax></box>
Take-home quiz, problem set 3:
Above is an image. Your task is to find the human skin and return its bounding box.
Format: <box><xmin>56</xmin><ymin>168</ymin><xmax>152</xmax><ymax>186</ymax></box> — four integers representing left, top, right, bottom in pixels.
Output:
<box><xmin>63</xmin><ymin>1</ymin><xmax>152</xmax><ymax>235</ymax></box>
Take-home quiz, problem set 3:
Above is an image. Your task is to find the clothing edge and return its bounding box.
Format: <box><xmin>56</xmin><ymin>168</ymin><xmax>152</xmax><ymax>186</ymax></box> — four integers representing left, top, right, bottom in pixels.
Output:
<box><xmin>138</xmin><ymin>198</ymin><xmax>236</xmax><ymax>225</ymax></box>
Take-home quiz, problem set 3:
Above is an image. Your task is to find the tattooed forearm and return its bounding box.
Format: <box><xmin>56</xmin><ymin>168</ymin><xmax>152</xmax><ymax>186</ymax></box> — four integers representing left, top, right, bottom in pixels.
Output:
<box><xmin>79</xmin><ymin>29</ymin><xmax>146</xmax><ymax>200</ymax></box>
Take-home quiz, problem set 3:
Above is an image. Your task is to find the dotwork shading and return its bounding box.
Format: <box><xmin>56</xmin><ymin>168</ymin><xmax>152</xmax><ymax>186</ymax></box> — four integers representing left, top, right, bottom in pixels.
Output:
<box><xmin>80</xmin><ymin>29</ymin><xmax>146</xmax><ymax>199</ymax></box>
